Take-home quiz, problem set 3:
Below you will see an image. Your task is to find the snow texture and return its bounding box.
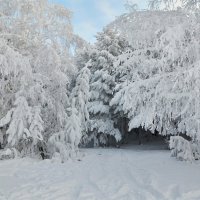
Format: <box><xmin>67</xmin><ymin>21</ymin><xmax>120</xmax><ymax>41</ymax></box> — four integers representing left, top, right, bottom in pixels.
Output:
<box><xmin>0</xmin><ymin>145</ymin><xmax>200</xmax><ymax>200</ymax></box>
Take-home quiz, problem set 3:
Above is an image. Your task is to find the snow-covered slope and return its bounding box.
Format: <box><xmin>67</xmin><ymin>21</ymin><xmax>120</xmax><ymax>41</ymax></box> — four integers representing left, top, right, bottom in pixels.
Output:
<box><xmin>0</xmin><ymin>146</ymin><xmax>200</xmax><ymax>200</ymax></box>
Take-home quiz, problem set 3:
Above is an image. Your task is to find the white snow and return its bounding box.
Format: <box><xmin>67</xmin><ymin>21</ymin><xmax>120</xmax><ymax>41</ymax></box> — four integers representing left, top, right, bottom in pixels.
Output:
<box><xmin>0</xmin><ymin>144</ymin><xmax>200</xmax><ymax>200</ymax></box>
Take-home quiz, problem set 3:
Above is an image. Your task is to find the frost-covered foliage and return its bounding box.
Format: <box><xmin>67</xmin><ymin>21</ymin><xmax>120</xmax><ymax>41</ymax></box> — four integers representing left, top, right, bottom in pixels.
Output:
<box><xmin>71</xmin><ymin>67</ymin><xmax>91</xmax><ymax>146</ymax></box>
<box><xmin>124</xmin><ymin>1</ymin><xmax>139</xmax><ymax>12</ymax></box>
<box><xmin>0</xmin><ymin>95</ymin><xmax>43</xmax><ymax>156</ymax></box>
<box><xmin>48</xmin><ymin>103</ymin><xmax>81</xmax><ymax>162</ymax></box>
<box><xmin>108</xmin><ymin>10</ymin><xmax>192</xmax><ymax>50</ymax></box>
<box><xmin>0</xmin><ymin>0</ymin><xmax>82</xmax><ymax>160</ymax></box>
<box><xmin>0</xmin><ymin>39</ymin><xmax>33</xmax><ymax>153</ymax></box>
<box><xmin>83</xmin><ymin>29</ymin><xmax>131</xmax><ymax>146</ymax></box>
<box><xmin>75</xmin><ymin>41</ymin><xmax>92</xmax><ymax>71</ymax></box>
<box><xmin>170</xmin><ymin>136</ymin><xmax>200</xmax><ymax>161</ymax></box>
<box><xmin>108</xmin><ymin>10</ymin><xmax>200</xmax><ymax>159</ymax></box>
<box><xmin>0</xmin><ymin>40</ymin><xmax>46</xmax><ymax>157</ymax></box>
<box><xmin>0</xmin><ymin>0</ymin><xmax>74</xmax><ymax>53</ymax></box>
<box><xmin>32</xmin><ymin>46</ymin><xmax>70</xmax><ymax>138</ymax></box>
<box><xmin>149</xmin><ymin>0</ymin><xmax>200</xmax><ymax>11</ymax></box>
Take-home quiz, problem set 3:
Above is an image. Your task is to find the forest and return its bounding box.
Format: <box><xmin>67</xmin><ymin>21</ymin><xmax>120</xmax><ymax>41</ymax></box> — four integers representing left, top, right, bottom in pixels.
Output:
<box><xmin>0</xmin><ymin>0</ymin><xmax>200</xmax><ymax>164</ymax></box>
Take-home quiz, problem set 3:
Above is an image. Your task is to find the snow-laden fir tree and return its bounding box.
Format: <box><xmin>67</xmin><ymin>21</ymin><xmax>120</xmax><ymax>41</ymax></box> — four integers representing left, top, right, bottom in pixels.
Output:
<box><xmin>48</xmin><ymin>66</ymin><xmax>90</xmax><ymax>161</ymax></box>
<box><xmin>0</xmin><ymin>39</ymin><xmax>32</xmax><ymax>154</ymax></box>
<box><xmin>0</xmin><ymin>95</ymin><xmax>44</xmax><ymax>157</ymax></box>
<box><xmin>75</xmin><ymin>39</ymin><xmax>92</xmax><ymax>71</ymax></box>
<box><xmin>48</xmin><ymin>99</ymin><xmax>81</xmax><ymax>162</ymax></box>
<box><xmin>0</xmin><ymin>39</ymin><xmax>46</xmax><ymax>158</ymax></box>
<box><xmin>85</xmin><ymin>29</ymin><xmax>131</xmax><ymax>146</ymax></box>
<box><xmin>70</xmin><ymin>67</ymin><xmax>91</xmax><ymax>145</ymax></box>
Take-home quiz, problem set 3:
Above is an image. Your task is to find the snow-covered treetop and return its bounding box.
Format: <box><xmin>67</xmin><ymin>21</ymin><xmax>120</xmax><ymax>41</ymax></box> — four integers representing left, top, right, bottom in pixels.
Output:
<box><xmin>108</xmin><ymin>10</ymin><xmax>194</xmax><ymax>49</ymax></box>
<box><xmin>0</xmin><ymin>0</ymin><xmax>75</xmax><ymax>55</ymax></box>
<box><xmin>95</xmin><ymin>29</ymin><xmax>130</xmax><ymax>57</ymax></box>
<box><xmin>149</xmin><ymin>0</ymin><xmax>200</xmax><ymax>11</ymax></box>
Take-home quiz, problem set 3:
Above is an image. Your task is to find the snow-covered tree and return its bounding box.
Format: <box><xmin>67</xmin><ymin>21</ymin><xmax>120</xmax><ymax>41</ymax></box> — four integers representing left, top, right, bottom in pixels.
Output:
<box><xmin>49</xmin><ymin>65</ymin><xmax>91</xmax><ymax>160</ymax></box>
<box><xmin>29</xmin><ymin>106</ymin><xmax>44</xmax><ymax>145</ymax></box>
<box><xmin>149</xmin><ymin>0</ymin><xmax>200</xmax><ymax>11</ymax></box>
<box><xmin>124</xmin><ymin>1</ymin><xmax>139</xmax><ymax>12</ymax></box>
<box><xmin>48</xmin><ymin>99</ymin><xmax>81</xmax><ymax>162</ymax></box>
<box><xmin>70</xmin><ymin>67</ymin><xmax>91</xmax><ymax>144</ymax></box>
<box><xmin>84</xmin><ymin>29</ymin><xmax>131</xmax><ymax>146</ymax></box>
<box><xmin>109</xmin><ymin>10</ymin><xmax>200</xmax><ymax>159</ymax></box>
<box><xmin>0</xmin><ymin>0</ymin><xmax>74</xmax><ymax>53</ymax></box>
<box><xmin>0</xmin><ymin>0</ymin><xmax>81</xmax><ymax>160</ymax></box>
<box><xmin>0</xmin><ymin>94</ymin><xmax>44</xmax><ymax>157</ymax></box>
<box><xmin>33</xmin><ymin>46</ymin><xmax>70</xmax><ymax>132</ymax></box>
<box><xmin>75</xmin><ymin>38</ymin><xmax>92</xmax><ymax>71</ymax></box>
<box><xmin>0</xmin><ymin>39</ymin><xmax>32</xmax><ymax>152</ymax></box>
<box><xmin>5</xmin><ymin>96</ymin><xmax>32</xmax><ymax>147</ymax></box>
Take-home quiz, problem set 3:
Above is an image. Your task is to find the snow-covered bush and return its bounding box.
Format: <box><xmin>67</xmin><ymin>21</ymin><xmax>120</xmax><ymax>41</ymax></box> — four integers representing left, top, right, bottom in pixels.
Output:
<box><xmin>170</xmin><ymin>136</ymin><xmax>200</xmax><ymax>161</ymax></box>
<box><xmin>0</xmin><ymin>148</ymin><xmax>19</xmax><ymax>160</ymax></box>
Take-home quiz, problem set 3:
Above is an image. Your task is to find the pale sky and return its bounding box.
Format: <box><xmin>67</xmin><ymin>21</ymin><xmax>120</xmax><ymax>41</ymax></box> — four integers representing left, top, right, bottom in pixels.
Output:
<box><xmin>51</xmin><ymin>0</ymin><xmax>148</xmax><ymax>42</ymax></box>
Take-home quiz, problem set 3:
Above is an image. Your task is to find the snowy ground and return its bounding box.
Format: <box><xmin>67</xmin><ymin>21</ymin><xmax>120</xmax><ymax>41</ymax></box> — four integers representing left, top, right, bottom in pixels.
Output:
<box><xmin>0</xmin><ymin>142</ymin><xmax>200</xmax><ymax>200</ymax></box>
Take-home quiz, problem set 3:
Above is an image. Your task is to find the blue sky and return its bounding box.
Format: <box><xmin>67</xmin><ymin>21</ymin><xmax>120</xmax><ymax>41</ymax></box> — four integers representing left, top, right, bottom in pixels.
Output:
<box><xmin>51</xmin><ymin>0</ymin><xmax>148</xmax><ymax>42</ymax></box>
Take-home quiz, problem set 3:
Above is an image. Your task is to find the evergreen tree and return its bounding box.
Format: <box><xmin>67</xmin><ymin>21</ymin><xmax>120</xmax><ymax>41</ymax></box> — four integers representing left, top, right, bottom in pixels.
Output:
<box><xmin>48</xmin><ymin>99</ymin><xmax>81</xmax><ymax>162</ymax></box>
<box><xmin>85</xmin><ymin>29</ymin><xmax>130</xmax><ymax>146</ymax></box>
<box><xmin>0</xmin><ymin>95</ymin><xmax>44</xmax><ymax>157</ymax></box>
<box><xmin>71</xmin><ymin>67</ymin><xmax>91</xmax><ymax>145</ymax></box>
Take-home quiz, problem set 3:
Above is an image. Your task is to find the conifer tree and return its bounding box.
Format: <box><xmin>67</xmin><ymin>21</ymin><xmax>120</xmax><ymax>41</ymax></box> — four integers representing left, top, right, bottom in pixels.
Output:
<box><xmin>85</xmin><ymin>29</ymin><xmax>130</xmax><ymax>146</ymax></box>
